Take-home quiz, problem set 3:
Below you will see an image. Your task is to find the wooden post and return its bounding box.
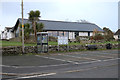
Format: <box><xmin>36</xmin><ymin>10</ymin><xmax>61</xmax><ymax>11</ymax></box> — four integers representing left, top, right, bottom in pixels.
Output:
<box><xmin>21</xmin><ymin>0</ymin><xmax>24</xmax><ymax>53</ymax></box>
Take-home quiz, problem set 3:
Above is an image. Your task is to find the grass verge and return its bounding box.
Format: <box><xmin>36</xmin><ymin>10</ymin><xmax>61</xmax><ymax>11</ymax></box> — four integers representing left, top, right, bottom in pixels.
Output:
<box><xmin>1</xmin><ymin>40</ymin><xmax>118</xmax><ymax>47</ymax></box>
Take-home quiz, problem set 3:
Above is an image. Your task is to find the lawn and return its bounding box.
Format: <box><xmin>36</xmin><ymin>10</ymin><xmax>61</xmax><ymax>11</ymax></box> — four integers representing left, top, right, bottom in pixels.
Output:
<box><xmin>1</xmin><ymin>41</ymin><xmax>36</xmax><ymax>47</ymax></box>
<box><xmin>0</xmin><ymin>40</ymin><xmax>2</xmax><ymax>47</ymax></box>
<box><xmin>49</xmin><ymin>41</ymin><xmax>118</xmax><ymax>45</ymax></box>
<box><xmin>1</xmin><ymin>40</ymin><xmax>118</xmax><ymax>47</ymax></box>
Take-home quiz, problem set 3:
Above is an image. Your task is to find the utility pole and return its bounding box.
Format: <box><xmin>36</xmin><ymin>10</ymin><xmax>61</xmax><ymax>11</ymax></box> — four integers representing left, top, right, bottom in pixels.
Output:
<box><xmin>21</xmin><ymin>0</ymin><xmax>24</xmax><ymax>53</ymax></box>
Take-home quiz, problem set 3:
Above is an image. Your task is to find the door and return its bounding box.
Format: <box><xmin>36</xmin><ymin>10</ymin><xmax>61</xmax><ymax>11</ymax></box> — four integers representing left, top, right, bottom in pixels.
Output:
<box><xmin>75</xmin><ymin>32</ymin><xmax>79</xmax><ymax>38</ymax></box>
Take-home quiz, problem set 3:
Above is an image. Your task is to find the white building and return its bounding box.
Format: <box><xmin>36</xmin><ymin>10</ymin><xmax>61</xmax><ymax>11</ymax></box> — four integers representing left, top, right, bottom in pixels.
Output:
<box><xmin>1</xmin><ymin>27</ymin><xmax>15</xmax><ymax>40</ymax></box>
<box><xmin>114</xmin><ymin>29</ymin><xmax>120</xmax><ymax>40</ymax></box>
<box><xmin>1</xmin><ymin>18</ymin><xmax>103</xmax><ymax>40</ymax></box>
<box><xmin>12</xmin><ymin>18</ymin><xmax>103</xmax><ymax>40</ymax></box>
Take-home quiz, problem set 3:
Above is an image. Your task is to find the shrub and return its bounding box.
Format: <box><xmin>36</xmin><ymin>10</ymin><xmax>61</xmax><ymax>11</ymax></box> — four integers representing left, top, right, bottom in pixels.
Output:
<box><xmin>103</xmin><ymin>27</ymin><xmax>114</xmax><ymax>41</ymax></box>
<box><xmin>76</xmin><ymin>36</ymin><xmax>81</xmax><ymax>43</ymax></box>
<box><xmin>48</xmin><ymin>36</ymin><xmax>57</xmax><ymax>42</ymax></box>
<box><xmin>91</xmin><ymin>33</ymin><xmax>104</xmax><ymax>41</ymax></box>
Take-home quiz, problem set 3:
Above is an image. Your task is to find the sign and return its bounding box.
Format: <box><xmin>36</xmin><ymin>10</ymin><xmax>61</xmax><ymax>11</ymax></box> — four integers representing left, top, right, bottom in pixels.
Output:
<box><xmin>58</xmin><ymin>36</ymin><xmax>68</xmax><ymax>45</ymax></box>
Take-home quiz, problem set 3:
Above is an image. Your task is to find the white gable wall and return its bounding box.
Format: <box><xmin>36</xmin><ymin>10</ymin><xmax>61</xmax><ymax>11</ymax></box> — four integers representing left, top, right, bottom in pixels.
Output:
<box><xmin>1</xmin><ymin>29</ymin><xmax>15</xmax><ymax>40</ymax></box>
<box><xmin>9</xmin><ymin>29</ymin><xmax>15</xmax><ymax>39</ymax></box>
<box><xmin>114</xmin><ymin>35</ymin><xmax>118</xmax><ymax>40</ymax></box>
<box><xmin>1</xmin><ymin>32</ymin><xmax>6</xmax><ymax>39</ymax></box>
<box><xmin>3</xmin><ymin>29</ymin><xmax>7</xmax><ymax>39</ymax></box>
<box><xmin>7</xmin><ymin>31</ymin><xmax>15</xmax><ymax>40</ymax></box>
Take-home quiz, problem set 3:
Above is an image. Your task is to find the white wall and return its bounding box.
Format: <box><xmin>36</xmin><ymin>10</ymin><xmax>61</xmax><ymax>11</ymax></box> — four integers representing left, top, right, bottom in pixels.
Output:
<box><xmin>0</xmin><ymin>34</ymin><xmax>2</xmax><ymax>39</ymax></box>
<box><xmin>7</xmin><ymin>31</ymin><xmax>15</xmax><ymax>40</ymax></box>
<box><xmin>6</xmin><ymin>31</ymin><xmax>11</xmax><ymax>40</ymax></box>
<box><xmin>90</xmin><ymin>32</ymin><xmax>93</xmax><ymax>36</ymax></box>
<box><xmin>79</xmin><ymin>32</ymin><xmax>88</xmax><ymax>36</ymax></box>
<box><xmin>9</xmin><ymin>30</ymin><xmax>15</xmax><ymax>39</ymax></box>
<box><xmin>1</xmin><ymin>32</ymin><xmax>4</xmax><ymax>39</ymax></box>
<box><xmin>69</xmin><ymin>32</ymin><xmax>94</xmax><ymax>40</ymax></box>
<box><xmin>69</xmin><ymin>32</ymin><xmax>75</xmax><ymax>39</ymax></box>
<box><xmin>100</xmin><ymin>33</ymin><xmax>104</xmax><ymax>35</ymax></box>
<box><xmin>1</xmin><ymin>32</ymin><xmax>7</xmax><ymax>39</ymax></box>
<box><xmin>1</xmin><ymin>29</ymin><xmax>15</xmax><ymax>40</ymax></box>
<box><xmin>114</xmin><ymin>35</ymin><xmax>118</xmax><ymax>40</ymax></box>
<box><xmin>2</xmin><ymin>29</ymin><xmax>7</xmax><ymax>39</ymax></box>
<box><xmin>11</xmin><ymin>32</ymin><xmax>15</xmax><ymax>38</ymax></box>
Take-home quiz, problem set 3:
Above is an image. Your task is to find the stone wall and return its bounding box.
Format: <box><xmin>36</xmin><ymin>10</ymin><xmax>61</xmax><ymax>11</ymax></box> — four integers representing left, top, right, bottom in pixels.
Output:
<box><xmin>2</xmin><ymin>46</ymin><xmax>22</xmax><ymax>55</ymax></box>
<box><xmin>2</xmin><ymin>43</ymin><xmax>118</xmax><ymax>56</ymax></box>
<box><xmin>2</xmin><ymin>46</ymin><xmax>37</xmax><ymax>56</ymax></box>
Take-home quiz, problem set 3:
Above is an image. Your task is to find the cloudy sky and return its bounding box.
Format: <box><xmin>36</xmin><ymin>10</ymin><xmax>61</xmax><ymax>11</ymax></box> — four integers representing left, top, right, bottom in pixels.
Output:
<box><xmin>0</xmin><ymin>0</ymin><xmax>119</xmax><ymax>33</ymax></box>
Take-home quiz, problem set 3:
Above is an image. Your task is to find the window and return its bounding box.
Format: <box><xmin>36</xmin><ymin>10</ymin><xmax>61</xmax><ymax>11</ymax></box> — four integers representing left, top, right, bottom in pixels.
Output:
<box><xmin>64</xmin><ymin>32</ymin><xmax>68</xmax><ymax>37</ymax></box>
<box><xmin>47</xmin><ymin>31</ymin><xmax>57</xmax><ymax>37</ymax></box>
<box><xmin>52</xmin><ymin>31</ymin><xmax>57</xmax><ymax>37</ymax></box>
<box><xmin>47</xmin><ymin>31</ymin><xmax>52</xmax><ymax>36</ymax></box>
<box><xmin>59</xmin><ymin>31</ymin><xmax>64</xmax><ymax>36</ymax></box>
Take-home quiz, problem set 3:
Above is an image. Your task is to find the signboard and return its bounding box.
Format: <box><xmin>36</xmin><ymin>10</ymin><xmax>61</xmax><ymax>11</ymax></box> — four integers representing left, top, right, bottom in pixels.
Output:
<box><xmin>58</xmin><ymin>36</ymin><xmax>68</xmax><ymax>45</ymax></box>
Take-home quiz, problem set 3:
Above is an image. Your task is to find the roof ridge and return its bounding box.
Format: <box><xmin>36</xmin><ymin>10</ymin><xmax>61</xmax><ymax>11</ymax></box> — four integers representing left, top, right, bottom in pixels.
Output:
<box><xmin>39</xmin><ymin>19</ymin><xmax>96</xmax><ymax>25</ymax></box>
<box><xmin>13</xmin><ymin>18</ymin><xmax>103</xmax><ymax>32</ymax></box>
<box><xmin>18</xmin><ymin>18</ymin><xmax>95</xmax><ymax>25</ymax></box>
<box><xmin>5</xmin><ymin>27</ymin><xmax>13</xmax><ymax>29</ymax></box>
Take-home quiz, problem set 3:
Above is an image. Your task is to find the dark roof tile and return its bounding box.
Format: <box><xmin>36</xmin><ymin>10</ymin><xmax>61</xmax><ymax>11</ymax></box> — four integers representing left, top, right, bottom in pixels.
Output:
<box><xmin>114</xmin><ymin>29</ymin><xmax>120</xmax><ymax>35</ymax></box>
<box><xmin>14</xmin><ymin>18</ymin><xmax>103</xmax><ymax>32</ymax></box>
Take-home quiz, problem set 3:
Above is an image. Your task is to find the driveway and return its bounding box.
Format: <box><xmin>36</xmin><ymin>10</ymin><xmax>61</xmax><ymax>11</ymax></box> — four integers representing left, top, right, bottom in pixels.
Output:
<box><xmin>2</xmin><ymin>50</ymin><xmax>119</xmax><ymax>80</ymax></box>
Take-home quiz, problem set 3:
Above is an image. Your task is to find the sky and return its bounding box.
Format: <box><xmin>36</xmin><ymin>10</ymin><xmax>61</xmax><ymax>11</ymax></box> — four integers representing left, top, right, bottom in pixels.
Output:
<box><xmin>0</xmin><ymin>0</ymin><xmax>119</xmax><ymax>33</ymax></box>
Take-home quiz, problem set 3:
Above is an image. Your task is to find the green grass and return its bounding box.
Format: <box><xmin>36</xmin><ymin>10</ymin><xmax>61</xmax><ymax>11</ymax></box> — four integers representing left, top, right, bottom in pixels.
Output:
<box><xmin>2</xmin><ymin>41</ymin><xmax>36</xmax><ymax>47</ymax></box>
<box><xmin>90</xmin><ymin>41</ymin><xmax>118</xmax><ymax>45</ymax></box>
<box><xmin>1</xmin><ymin>40</ymin><xmax>118</xmax><ymax>47</ymax></box>
<box><xmin>49</xmin><ymin>41</ymin><xmax>85</xmax><ymax>45</ymax></box>
<box><xmin>48</xmin><ymin>41</ymin><xmax>58</xmax><ymax>45</ymax></box>
<box><xmin>0</xmin><ymin>40</ymin><xmax>2</xmax><ymax>47</ymax></box>
<box><xmin>49</xmin><ymin>41</ymin><xmax>118</xmax><ymax>45</ymax></box>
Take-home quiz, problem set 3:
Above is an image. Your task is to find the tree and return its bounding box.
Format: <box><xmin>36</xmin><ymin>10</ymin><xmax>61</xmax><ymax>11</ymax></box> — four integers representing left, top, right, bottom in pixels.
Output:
<box><xmin>28</xmin><ymin>10</ymin><xmax>41</xmax><ymax>41</ymax></box>
<box><xmin>36</xmin><ymin>23</ymin><xmax>44</xmax><ymax>32</ymax></box>
<box><xmin>20</xmin><ymin>23</ymin><xmax>31</xmax><ymax>41</ymax></box>
<box><xmin>103</xmin><ymin>27</ymin><xmax>114</xmax><ymax>41</ymax></box>
<box><xmin>91</xmin><ymin>33</ymin><xmax>104</xmax><ymax>41</ymax></box>
<box><xmin>91</xmin><ymin>28</ymin><xmax>104</xmax><ymax>41</ymax></box>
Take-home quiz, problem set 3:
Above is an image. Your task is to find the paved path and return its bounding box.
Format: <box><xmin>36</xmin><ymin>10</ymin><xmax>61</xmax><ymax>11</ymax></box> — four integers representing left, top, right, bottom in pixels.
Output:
<box><xmin>1</xmin><ymin>50</ymin><xmax>119</xmax><ymax>80</ymax></box>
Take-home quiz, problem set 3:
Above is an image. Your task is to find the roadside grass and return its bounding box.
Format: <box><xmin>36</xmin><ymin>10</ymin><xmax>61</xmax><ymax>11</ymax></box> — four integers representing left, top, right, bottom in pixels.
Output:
<box><xmin>49</xmin><ymin>41</ymin><xmax>118</xmax><ymax>45</ymax></box>
<box><xmin>2</xmin><ymin>41</ymin><xmax>36</xmax><ymax>47</ymax></box>
<box><xmin>0</xmin><ymin>40</ymin><xmax>2</xmax><ymax>47</ymax></box>
<box><xmin>1</xmin><ymin>40</ymin><xmax>118</xmax><ymax>47</ymax></box>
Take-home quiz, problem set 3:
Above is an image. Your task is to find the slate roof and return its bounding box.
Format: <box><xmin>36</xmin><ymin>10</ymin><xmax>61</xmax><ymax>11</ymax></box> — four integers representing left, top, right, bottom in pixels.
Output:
<box><xmin>114</xmin><ymin>29</ymin><xmax>120</xmax><ymax>35</ymax></box>
<box><xmin>5</xmin><ymin>27</ymin><xmax>13</xmax><ymax>30</ymax></box>
<box><xmin>13</xmin><ymin>18</ymin><xmax>103</xmax><ymax>32</ymax></box>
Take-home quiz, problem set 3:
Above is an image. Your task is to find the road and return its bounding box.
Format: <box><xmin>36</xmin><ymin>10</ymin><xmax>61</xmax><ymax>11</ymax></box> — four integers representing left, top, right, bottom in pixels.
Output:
<box><xmin>1</xmin><ymin>50</ymin><xmax>119</xmax><ymax>80</ymax></box>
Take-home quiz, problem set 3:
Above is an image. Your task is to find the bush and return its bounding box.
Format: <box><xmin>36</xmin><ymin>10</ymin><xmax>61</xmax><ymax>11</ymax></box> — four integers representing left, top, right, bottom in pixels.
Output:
<box><xmin>76</xmin><ymin>36</ymin><xmax>81</xmax><ymax>43</ymax></box>
<box><xmin>48</xmin><ymin>36</ymin><xmax>57</xmax><ymax>42</ymax></box>
<box><xmin>24</xmin><ymin>35</ymin><xmax>36</xmax><ymax>43</ymax></box>
<box><xmin>91</xmin><ymin>34</ymin><xmax>104</xmax><ymax>41</ymax></box>
<box><xmin>103</xmin><ymin>27</ymin><xmax>114</xmax><ymax>41</ymax></box>
<box><xmin>104</xmin><ymin>35</ymin><xmax>114</xmax><ymax>41</ymax></box>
